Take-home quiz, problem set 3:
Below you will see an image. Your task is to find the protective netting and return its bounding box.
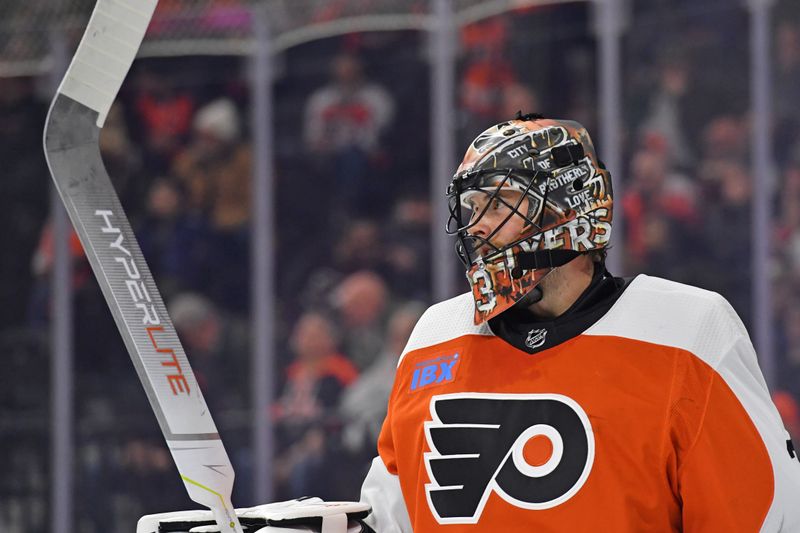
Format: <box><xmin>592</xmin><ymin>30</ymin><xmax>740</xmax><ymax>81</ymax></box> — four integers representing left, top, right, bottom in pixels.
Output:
<box><xmin>0</xmin><ymin>0</ymin><xmax>570</xmax><ymax>77</ymax></box>
<box><xmin>0</xmin><ymin>0</ymin><xmax>94</xmax><ymax>77</ymax></box>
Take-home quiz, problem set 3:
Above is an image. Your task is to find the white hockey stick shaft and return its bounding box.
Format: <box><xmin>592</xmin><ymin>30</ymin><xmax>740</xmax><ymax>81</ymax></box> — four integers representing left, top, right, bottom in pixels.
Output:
<box><xmin>43</xmin><ymin>1</ymin><xmax>243</xmax><ymax>531</ymax></box>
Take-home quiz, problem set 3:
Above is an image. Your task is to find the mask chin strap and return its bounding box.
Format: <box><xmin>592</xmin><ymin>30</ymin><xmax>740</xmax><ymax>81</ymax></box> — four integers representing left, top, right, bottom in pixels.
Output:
<box><xmin>510</xmin><ymin>249</ymin><xmax>581</xmax><ymax>279</ymax></box>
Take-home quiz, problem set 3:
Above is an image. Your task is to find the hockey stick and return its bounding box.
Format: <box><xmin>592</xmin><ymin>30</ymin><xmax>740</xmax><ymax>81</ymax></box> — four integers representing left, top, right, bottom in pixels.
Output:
<box><xmin>43</xmin><ymin>1</ymin><xmax>243</xmax><ymax>531</ymax></box>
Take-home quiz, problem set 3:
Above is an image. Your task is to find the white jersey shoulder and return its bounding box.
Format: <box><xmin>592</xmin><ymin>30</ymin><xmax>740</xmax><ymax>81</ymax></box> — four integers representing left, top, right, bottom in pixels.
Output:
<box><xmin>585</xmin><ymin>274</ymin><xmax>745</xmax><ymax>370</ymax></box>
<box><xmin>399</xmin><ymin>292</ymin><xmax>493</xmax><ymax>365</ymax></box>
<box><xmin>589</xmin><ymin>275</ymin><xmax>800</xmax><ymax>532</ymax></box>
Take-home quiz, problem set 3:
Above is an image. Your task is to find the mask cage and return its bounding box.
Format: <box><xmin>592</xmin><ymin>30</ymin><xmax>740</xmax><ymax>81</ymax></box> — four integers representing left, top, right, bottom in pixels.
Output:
<box><xmin>446</xmin><ymin>168</ymin><xmax>556</xmax><ymax>267</ymax></box>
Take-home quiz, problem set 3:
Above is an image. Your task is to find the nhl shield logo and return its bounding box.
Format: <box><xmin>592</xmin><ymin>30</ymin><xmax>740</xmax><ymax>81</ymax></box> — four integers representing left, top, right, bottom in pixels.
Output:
<box><xmin>525</xmin><ymin>328</ymin><xmax>548</xmax><ymax>349</ymax></box>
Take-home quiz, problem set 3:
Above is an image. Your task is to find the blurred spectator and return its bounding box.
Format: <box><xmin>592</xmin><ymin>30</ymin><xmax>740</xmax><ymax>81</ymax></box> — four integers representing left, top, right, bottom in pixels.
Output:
<box><xmin>136</xmin><ymin>178</ymin><xmax>212</xmax><ymax>299</ymax></box>
<box><xmin>169</xmin><ymin>292</ymin><xmax>249</xmax><ymax>413</ymax></box>
<box><xmin>303</xmin><ymin>52</ymin><xmax>395</xmax><ymax>215</ymax></box>
<box><xmin>384</xmin><ymin>196</ymin><xmax>432</xmax><ymax>301</ymax></box>
<box><xmin>700</xmin><ymin>159</ymin><xmax>754</xmax><ymax>327</ymax></box>
<box><xmin>332</xmin><ymin>219</ymin><xmax>384</xmax><ymax>274</ymax></box>
<box><xmin>27</xmin><ymin>220</ymin><xmax>91</xmax><ymax>326</ymax></box>
<box><xmin>639</xmin><ymin>53</ymin><xmax>694</xmax><ymax>168</ymax></box>
<box><xmin>133</xmin><ymin>66</ymin><xmax>196</xmax><ymax>172</ymax></box>
<box><xmin>693</xmin><ymin>115</ymin><xmax>752</xmax><ymax>320</ymax></box>
<box><xmin>775</xmin><ymin>20</ymin><xmax>800</xmax><ymax>164</ymax></box>
<box><xmin>172</xmin><ymin>97</ymin><xmax>252</xmax><ymax>312</ymax></box>
<box><xmin>698</xmin><ymin>115</ymin><xmax>748</xmax><ymax>168</ymax></box>
<box><xmin>331</xmin><ymin>271</ymin><xmax>390</xmax><ymax>371</ymax></box>
<box><xmin>778</xmin><ymin>162</ymin><xmax>800</xmax><ymax>279</ymax></box>
<box><xmin>295</xmin><ymin>219</ymin><xmax>384</xmax><ymax>310</ymax></box>
<box><xmin>621</xmin><ymin>146</ymin><xmax>699</xmax><ymax>278</ymax></box>
<box><xmin>339</xmin><ymin>302</ymin><xmax>425</xmax><ymax>459</ymax></box>
<box><xmin>274</xmin><ymin>312</ymin><xmax>358</xmax><ymax>499</ymax></box>
<box><xmin>173</xmin><ymin>98</ymin><xmax>249</xmax><ymax>217</ymax></box>
<box><xmin>459</xmin><ymin>18</ymin><xmax>516</xmax><ymax>142</ymax></box>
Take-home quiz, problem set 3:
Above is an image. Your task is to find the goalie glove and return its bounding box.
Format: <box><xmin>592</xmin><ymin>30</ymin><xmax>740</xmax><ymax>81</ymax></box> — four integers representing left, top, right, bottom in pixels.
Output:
<box><xmin>136</xmin><ymin>498</ymin><xmax>373</xmax><ymax>533</ymax></box>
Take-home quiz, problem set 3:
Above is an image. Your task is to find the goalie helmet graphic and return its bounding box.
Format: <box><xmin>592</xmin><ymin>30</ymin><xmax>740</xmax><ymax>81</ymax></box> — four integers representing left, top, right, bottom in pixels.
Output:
<box><xmin>446</xmin><ymin>115</ymin><xmax>613</xmax><ymax>324</ymax></box>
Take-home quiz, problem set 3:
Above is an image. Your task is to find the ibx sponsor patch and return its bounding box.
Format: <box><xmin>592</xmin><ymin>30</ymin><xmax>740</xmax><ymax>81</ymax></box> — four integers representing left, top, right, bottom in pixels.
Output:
<box><xmin>410</xmin><ymin>353</ymin><xmax>460</xmax><ymax>392</ymax></box>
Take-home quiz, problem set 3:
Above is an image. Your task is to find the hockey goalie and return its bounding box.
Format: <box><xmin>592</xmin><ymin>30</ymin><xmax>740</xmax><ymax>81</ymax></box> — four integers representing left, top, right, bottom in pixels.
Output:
<box><xmin>141</xmin><ymin>116</ymin><xmax>800</xmax><ymax>532</ymax></box>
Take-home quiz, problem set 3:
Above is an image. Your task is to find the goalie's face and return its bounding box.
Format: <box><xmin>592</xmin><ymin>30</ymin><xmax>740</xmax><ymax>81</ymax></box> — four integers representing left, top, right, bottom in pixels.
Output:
<box><xmin>464</xmin><ymin>189</ymin><xmax>533</xmax><ymax>258</ymax></box>
<box><xmin>447</xmin><ymin>168</ymin><xmax>546</xmax><ymax>267</ymax></box>
<box><xmin>447</xmin><ymin>175</ymin><xmax>556</xmax><ymax>325</ymax></box>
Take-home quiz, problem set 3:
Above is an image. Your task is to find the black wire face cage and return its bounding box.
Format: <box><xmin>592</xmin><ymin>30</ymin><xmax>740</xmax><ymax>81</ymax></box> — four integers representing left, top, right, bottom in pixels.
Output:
<box><xmin>446</xmin><ymin>168</ymin><xmax>554</xmax><ymax>267</ymax></box>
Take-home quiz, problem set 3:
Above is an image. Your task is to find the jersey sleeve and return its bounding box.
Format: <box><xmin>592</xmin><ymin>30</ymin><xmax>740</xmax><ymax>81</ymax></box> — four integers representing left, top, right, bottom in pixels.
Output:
<box><xmin>360</xmin><ymin>455</ymin><xmax>412</xmax><ymax>533</ymax></box>
<box><xmin>673</xmin><ymin>295</ymin><xmax>800</xmax><ymax>532</ymax></box>
<box><xmin>359</xmin><ymin>358</ymin><xmax>413</xmax><ymax>533</ymax></box>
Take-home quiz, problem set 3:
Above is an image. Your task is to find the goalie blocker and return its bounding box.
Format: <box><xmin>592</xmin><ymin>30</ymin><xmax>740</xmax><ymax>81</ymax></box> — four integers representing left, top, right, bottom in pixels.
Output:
<box><xmin>137</xmin><ymin>498</ymin><xmax>374</xmax><ymax>533</ymax></box>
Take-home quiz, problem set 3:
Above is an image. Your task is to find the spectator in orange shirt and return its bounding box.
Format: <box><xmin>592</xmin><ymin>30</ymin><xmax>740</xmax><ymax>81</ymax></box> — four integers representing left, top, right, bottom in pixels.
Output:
<box><xmin>274</xmin><ymin>311</ymin><xmax>359</xmax><ymax>499</ymax></box>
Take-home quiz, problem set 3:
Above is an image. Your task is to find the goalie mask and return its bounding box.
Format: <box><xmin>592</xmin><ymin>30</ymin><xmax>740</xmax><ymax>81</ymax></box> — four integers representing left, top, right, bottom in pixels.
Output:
<box><xmin>446</xmin><ymin>116</ymin><xmax>613</xmax><ymax>324</ymax></box>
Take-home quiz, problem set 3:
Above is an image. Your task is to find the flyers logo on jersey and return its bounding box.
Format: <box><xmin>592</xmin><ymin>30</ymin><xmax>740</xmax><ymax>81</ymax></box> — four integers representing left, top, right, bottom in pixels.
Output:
<box><xmin>423</xmin><ymin>393</ymin><xmax>594</xmax><ymax>524</ymax></box>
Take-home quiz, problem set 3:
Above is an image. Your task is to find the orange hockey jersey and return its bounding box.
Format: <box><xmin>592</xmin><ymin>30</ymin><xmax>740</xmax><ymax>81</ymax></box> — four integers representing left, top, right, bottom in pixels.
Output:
<box><xmin>360</xmin><ymin>275</ymin><xmax>800</xmax><ymax>532</ymax></box>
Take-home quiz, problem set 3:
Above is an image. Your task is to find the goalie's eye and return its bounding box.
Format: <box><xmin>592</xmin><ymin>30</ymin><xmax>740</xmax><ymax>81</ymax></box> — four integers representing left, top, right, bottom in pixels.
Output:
<box><xmin>461</xmin><ymin>195</ymin><xmax>481</xmax><ymax>222</ymax></box>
